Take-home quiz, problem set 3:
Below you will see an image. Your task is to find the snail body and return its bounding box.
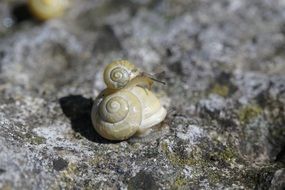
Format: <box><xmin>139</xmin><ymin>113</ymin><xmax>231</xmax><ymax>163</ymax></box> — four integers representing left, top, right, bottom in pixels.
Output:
<box><xmin>91</xmin><ymin>60</ymin><xmax>167</xmax><ymax>141</ymax></box>
<box><xmin>28</xmin><ymin>0</ymin><xmax>68</xmax><ymax>20</ymax></box>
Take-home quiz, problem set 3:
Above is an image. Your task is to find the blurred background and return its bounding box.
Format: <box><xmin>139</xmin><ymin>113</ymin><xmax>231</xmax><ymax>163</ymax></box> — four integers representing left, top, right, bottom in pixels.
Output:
<box><xmin>0</xmin><ymin>0</ymin><xmax>284</xmax><ymax>189</ymax></box>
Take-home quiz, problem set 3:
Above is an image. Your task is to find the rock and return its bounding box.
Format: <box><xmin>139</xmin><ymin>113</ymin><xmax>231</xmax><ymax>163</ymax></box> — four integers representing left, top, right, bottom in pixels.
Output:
<box><xmin>0</xmin><ymin>0</ymin><xmax>284</xmax><ymax>189</ymax></box>
<box><xmin>53</xmin><ymin>157</ymin><xmax>69</xmax><ymax>172</ymax></box>
<box><xmin>269</xmin><ymin>169</ymin><xmax>285</xmax><ymax>190</ymax></box>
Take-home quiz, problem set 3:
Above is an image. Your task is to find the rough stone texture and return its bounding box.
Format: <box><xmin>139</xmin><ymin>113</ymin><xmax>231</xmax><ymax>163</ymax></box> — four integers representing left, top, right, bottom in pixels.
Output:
<box><xmin>0</xmin><ymin>0</ymin><xmax>285</xmax><ymax>189</ymax></box>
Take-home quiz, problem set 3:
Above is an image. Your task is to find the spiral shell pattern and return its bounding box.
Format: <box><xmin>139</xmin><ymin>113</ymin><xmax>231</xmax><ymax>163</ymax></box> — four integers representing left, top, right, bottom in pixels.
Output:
<box><xmin>92</xmin><ymin>89</ymin><xmax>142</xmax><ymax>140</ymax></box>
<box><xmin>99</xmin><ymin>96</ymin><xmax>129</xmax><ymax>123</ymax></box>
<box><xmin>104</xmin><ymin>60</ymin><xmax>137</xmax><ymax>89</ymax></box>
<box><xmin>110</xmin><ymin>67</ymin><xmax>129</xmax><ymax>87</ymax></box>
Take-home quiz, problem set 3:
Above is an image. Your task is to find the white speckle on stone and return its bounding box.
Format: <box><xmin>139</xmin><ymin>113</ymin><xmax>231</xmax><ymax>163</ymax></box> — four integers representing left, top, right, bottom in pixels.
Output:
<box><xmin>32</xmin><ymin>123</ymin><xmax>94</xmax><ymax>162</ymax></box>
<box><xmin>199</xmin><ymin>94</ymin><xmax>226</xmax><ymax>113</ymax></box>
<box><xmin>176</xmin><ymin>125</ymin><xmax>204</xmax><ymax>144</ymax></box>
<box><xmin>33</xmin><ymin>124</ymin><xmax>68</xmax><ymax>142</ymax></box>
<box><xmin>3</xmin><ymin>17</ymin><xmax>13</xmax><ymax>28</ymax></box>
<box><xmin>183</xmin><ymin>166</ymin><xmax>193</xmax><ymax>178</ymax></box>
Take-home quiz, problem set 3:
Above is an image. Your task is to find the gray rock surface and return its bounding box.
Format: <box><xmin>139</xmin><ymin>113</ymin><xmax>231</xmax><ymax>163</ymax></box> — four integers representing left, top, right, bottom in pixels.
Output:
<box><xmin>0</xmin><ymin>0</ymin><xmax>285</xmax><ymax>189</ymax></box>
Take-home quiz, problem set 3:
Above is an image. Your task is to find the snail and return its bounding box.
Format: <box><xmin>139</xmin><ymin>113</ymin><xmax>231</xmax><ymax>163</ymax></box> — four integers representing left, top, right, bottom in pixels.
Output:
<box><xmin>91</xmin><ymin>60</ymin><xmax>167</xmax><ymax>141</ymax></box>
<box><xmin>28</xmin><ymin>0</ymin><xmax>68</xmax><ymax>20</ymax></box>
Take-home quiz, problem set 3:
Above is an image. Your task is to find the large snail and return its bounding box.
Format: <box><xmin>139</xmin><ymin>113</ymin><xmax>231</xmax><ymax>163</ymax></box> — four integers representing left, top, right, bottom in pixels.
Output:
<box><xmin>28</xmin><ymin>0</ymin><xmax>68</xmax><ymax>20</ymax></box>
<box><xmin>91</xmin><ymin>60</ymin><xmax>167</xmax><ymax>141</ymax></box>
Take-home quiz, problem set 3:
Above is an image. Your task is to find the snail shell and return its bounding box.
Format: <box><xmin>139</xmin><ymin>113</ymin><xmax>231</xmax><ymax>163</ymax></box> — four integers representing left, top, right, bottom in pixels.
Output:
<box><xmin>131</xmin><ymin>86</ymin><xmax>167</xmax><ymax>136</ymax></box>
<box><xmin>91</xmin><ymin>60</ymin><xmax>167</xmax><ymax>141</ymax></box>
<box><xmin>103</xmin><ymin>60</ymin><xmax>140</xmax><ymax>90</ymax></box>
<box><xmin>92</xmin><ymin>88</ymin><xmax>141</xmax><ymax>140</ymax></box>
<box><xmin>28</xmin><ymin>0</ymin><xmax>68</xmax><ymax>20</ymax></box>
<box><xmin>92</xmin><ymin>86</ymin><xmax>167</xmax><ymax>141</ymax></box>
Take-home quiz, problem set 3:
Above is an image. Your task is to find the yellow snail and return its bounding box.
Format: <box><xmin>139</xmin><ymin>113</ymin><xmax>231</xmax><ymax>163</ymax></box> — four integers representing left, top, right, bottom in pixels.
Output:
<box><xmin>91</xmin><ymin>60</ymin><xmax>167</xmax><ymax>141</ymax></box>
<box><xmin>28</xmin><ymin>0</ymin><xmax>68</xmax><ymax>20</ymax></box>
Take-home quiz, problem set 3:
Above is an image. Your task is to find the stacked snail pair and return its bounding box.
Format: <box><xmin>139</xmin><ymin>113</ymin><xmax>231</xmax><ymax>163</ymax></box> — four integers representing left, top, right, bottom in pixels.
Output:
<box><xmin>91</xmin><ymin>61</ymin><xmax>167</xmax><ymax>141</ymax></box>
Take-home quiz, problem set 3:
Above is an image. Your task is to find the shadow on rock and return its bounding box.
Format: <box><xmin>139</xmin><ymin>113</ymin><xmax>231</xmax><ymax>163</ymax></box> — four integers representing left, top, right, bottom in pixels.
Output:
<box><xmin>59</xmin><ymin>95</ymin><xmax>113</xmax><ymax>144</ymax></box>
<box><xmin>276</xmin><ymin>146</ymin><xmax>285</xmax><ymax>165</ymax></box>
<box><xmin>12</xmin><ymin>3</ymin><xmax>35</xmax><ymax>23</ymax></box>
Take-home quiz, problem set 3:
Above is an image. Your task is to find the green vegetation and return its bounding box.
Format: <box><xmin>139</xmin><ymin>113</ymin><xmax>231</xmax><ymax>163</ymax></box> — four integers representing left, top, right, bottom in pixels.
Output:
<box><xmin>25</xmin><ymin>132</ymin><xmax>46</xmax><ymax>145</ymax></box>
<box><xmin>238</xmin><ymin>104</ymin><xmax>262</xmax><ymax>124</ymax></box>
<box><xmin>211</xmin><ymin>84</ymin><xmax>229</xmax><ymax>97</ymax></box>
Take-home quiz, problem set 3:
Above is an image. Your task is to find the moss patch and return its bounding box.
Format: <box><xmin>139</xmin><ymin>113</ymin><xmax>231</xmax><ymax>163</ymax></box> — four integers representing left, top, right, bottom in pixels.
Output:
<box><xmin>51</xmin><ymin>163</ymin><xmax>78</xmax><ymax>189</ymax></box>
<box><xmin>161</xmin><ymin>139</ymin><xmax>253</xmax><ymax>187</ymax></box>
<box><xmin>173</xmin><ymin>174</ymin><xmax>188</xmax><ymax>187</ymax></box>
<box><xmin>238</xmin><ymin>104</ymin><xmax>263</xmax><ymax>124</ymax></box>
<box><xmin>210</xmin><ymin>84</ymin><xmax>229</xmax><ymax>97</ymax></box>
<box><xmin>25</xmin><ymin>132</ymin><xmax>46</xmax><ymax>145</ymax></box>
<box><xmin>161</xmin><ymin>142</ymin><xmax>198</xmax><ymax>166</ymax></box>
<box><xmin>211</xmin><ymin>147</ymin><xmax>237</xmax><ymax>163</ymax></box>
<box><xmin>89</xmin><ymin>155</ymin><xmax>105</xmax><ymax>166</ymax></box>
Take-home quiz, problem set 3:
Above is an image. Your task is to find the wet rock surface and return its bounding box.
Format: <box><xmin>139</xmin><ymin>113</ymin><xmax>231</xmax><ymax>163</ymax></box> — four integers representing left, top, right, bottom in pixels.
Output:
<box><xmin>0</xmin><ymin>0</ymin><xmax>284</xmax><ymax>189</ymax></box>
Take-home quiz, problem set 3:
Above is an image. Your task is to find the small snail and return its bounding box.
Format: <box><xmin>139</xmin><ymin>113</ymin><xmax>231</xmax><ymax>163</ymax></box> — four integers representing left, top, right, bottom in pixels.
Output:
<box><xmin>91</xmin><ymin>60</ymin><xmax>167</xmax><ymax>141</ymax></box>
<box><xmin>28</xmin><ymin>0</ymin><xmax>68</xmax><ymax>20</ymax></box>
